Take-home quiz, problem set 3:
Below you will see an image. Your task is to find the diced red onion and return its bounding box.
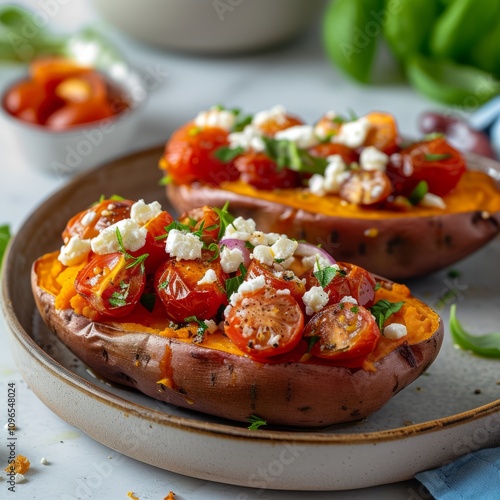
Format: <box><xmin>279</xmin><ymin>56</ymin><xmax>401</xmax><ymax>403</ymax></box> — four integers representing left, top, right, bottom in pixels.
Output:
<box><xmin>295</xmin><ymin>242</ymin><xmax>336</xmax><ymax>266</ymax></box>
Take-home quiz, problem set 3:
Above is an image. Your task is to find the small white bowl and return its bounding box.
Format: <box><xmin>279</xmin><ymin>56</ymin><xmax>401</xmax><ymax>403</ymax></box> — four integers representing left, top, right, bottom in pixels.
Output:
<box><xmin>91</xmin><ymin>0</ymin><xmax>326</xmax><ymax>54</ymax></box>
<box><xmin>0</xmin><ymin>42</ymin><xmax>146</xmax><ymax>177</ymax></box>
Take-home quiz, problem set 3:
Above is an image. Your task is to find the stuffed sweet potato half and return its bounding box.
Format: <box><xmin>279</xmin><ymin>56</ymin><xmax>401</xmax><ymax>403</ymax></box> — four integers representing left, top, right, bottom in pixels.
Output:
<box><xmin>160</xmin><ymin>106</ymin><xmax>500</xmax><ymax>280</ymax></box>
<box><xmin>32</xmin><ymin>197</ymin><xmax>443</xmax><ymax>428</ymax></box>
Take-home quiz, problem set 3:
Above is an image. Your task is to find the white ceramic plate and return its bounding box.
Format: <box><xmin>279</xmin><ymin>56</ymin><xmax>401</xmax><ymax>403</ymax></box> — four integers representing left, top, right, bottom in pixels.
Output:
<box><xmin>2</xmin><ymin>146</ymin><xmax>500</xmax><ymax>491</ymax></box>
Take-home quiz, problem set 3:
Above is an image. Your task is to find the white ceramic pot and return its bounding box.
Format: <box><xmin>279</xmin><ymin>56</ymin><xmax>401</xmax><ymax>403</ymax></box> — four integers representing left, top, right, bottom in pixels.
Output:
<box><xmin>91</xmin><ymin>0</ymin><xmax>326</xmax><ymax>54</ymax></box>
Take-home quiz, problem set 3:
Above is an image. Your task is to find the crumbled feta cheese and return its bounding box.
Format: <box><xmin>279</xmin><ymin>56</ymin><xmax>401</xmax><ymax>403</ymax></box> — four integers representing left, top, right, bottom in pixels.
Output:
<box><xmin>197</xmin><ymin>269</ymin><xmax>218</xmax><ymax>285</ymax></box>
<box><xmin>40</xmin><ymin>457</ymin><xmax>49</xmax><ymax>465</ymax></box>
<box><xmin>58</xmin><ymin>235</ymin><xmax>91</xmax><ymax>266</ymax></box>
<box><xmin>220</xmin><ymin>246</ymin><xmax>245</xmax><ymax>273</ymax></box>
<box><xmin>271</xmin><ymin>237</ymin><xmax>298</xmax><ymax>261</ymax></box>
<box><xmin>252</xmin><ymin>105</ymin><xmax>287</xmax><ymax>129</ymax></box>
<box><xmin>81</xmin><ymin>210</ymin><xmax>97</xmax><ymax>227</ymax></box>
<box><xmin>224</xmin><ymin>217</ymin><xmax>256</xmax><ymax>238</ymax></box>
<box><xmin>333</xmin><ymin>117</ymin><xmax>371</xmax><ymax>148</ymax></box>
<box><xmin>14</xmin><ymin>473</ymin><xmax>25</xmax><ymax>484</ymax></box>
<box><xmin>228</xmin><ymin>124</ymin><xmax>265</xmax><ymax>152</ymax></box>
<box><xmin>91</xmin><ymin>219</ymin><xmax>147</xmax><ymax>254</ymax></box>
<box><xmin>248</xmin><ymin>231</ymin><xmax>268</xmax><ymax>247</ymax></box>
<box><xmin>419</xmin><ymin>193</ymin><xmax>446</xmax><ymax>209</ymax></box>
<box><xmin>302</xmin><ymin>286</ymin><xmax>329</xmax><ymax>316</ymax></box>
<box><xmin>308</xmin><ymin>174</ymin><xmax>327</xmax><ymax>196</ymax></box>
<box><xmin>360</xmin><ymin>146</ymin><xmax>389</xmax><ymax>171</ymax></box>
<box><xmin>383</xmin><ymin>323</ymin><xmax>408</xmax><ymax>339</ymax></box>
<box><xmin>165</xmin><ymin>229</ymin><xmax>203</xmax><ymax>260</ymax></box>
<box><xmin>228</xmin><ymin>276</ymin><xmax>267</xmax><ymax>307</ymax></box>
<box><xmin>340</xmin><ymin>295</ymin><xmax>358</xmax><ymax>305</ymax></box>
<box><xmin>275</xmin><ymin>125</ymin><xmax>319</xmax><ymax>148</ymax></box>
<box><xmin>323</xmin><ymin>155</ymin><xmax>350</xmax><ymax>193</ymax></box>
<box><xmin>252</xmin><ymin>245</ymin><xmax>275</xmax><ymax>266</ymax></box>
<box><xmin>130</xmin><ymin>199</ymin><xmax>162</xmax><ymax>225</ymax></box>
<box><xmin>204</xmin><ymin>319</ymin><xmax>218</xmax><ymax>334</ymax></box>
<box><xmin>195</xmin><ymin>108</ymin><xmax>236</xmax><ymax>131</ymax></box>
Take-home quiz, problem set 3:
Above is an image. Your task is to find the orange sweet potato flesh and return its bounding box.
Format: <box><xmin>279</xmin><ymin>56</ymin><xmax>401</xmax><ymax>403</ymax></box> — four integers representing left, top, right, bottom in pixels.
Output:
<box><xmin>32</xmin><ymin>252</ymin><xmax>443</xmax><ymax>428</ymax></box>
<box><xmin>167</xmin><ymin>168</ymin><xmax>500</xmax><ymax>280</ymax></box>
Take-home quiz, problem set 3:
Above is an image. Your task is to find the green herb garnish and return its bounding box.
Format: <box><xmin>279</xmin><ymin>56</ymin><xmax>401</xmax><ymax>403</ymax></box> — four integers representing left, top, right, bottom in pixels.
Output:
<box><xmin>213</xmin><ymin>201</ymin><xmax>236</xmax><ymax>240</ymax></box>
<box><xmin>109</xmin><ymin>281</ymin><xmax>130</xmax><ymax>307</ymax></box>
<box><xmin>214</xmin><ymin>146</ymin><xmax>245</xmax><ymax>163</ymax></box>
<box><xmin>305</xmin><ymin>336</ymin><xmax>320</xmax><ymax>352</ymax></box>
<box><xmin>449</xmin><ymin>304</ymin><xmax>500</xmax><ymax>358</ymax></box>
<box><xmin>115</xmin><ymin>228</ymin><xmax>148</xmax><ymax>271</ymax></box>
<box><xmin>408</xmin><ymin>180</ymin><xmax>429</xmax><ymax>205</ymax></box>
<box><xmin>185</xmin><ymin>316</ymin><xmax>208</xmax><ymax>342</ymax></box>
<box><xmin>0</xmin><ymin>224</ymin><xmax>11</xmax><ymax>271</ymax></box>
<box><xmin>139</xmin><ymin>293</ymin><xmax>156</xmax><ymax>312</ymax></box>
<box><xmin>424</xmin><ymin>153</ymin><xmax>452</xmax><ymax>162</ymax></box>
<box><xmin>247</xmin><ymin>414</ymin><xmax>267</xmax><ymax>430</ymax></box>
<box><xmin>225</xmin><ymin>263</ymin><xmax>247</xmax><ymax>299</ymax></box>
<box><xmin>370</xmin><ymin>300</ymin><xmax>405</xmax><ymax>330</ymax></box>
<box><xmin>314</xmin><ymin>265</ymin><xmax>339</xmax><ymax>288</ymax></box>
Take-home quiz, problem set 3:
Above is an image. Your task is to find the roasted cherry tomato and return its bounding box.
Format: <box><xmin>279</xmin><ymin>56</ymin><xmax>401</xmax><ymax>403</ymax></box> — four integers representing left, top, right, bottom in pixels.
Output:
<box><xmin>387</xmin><ymin>137</ymin><xmax>466</xmax><ymax>197</ymax></box>
<box><xmin>234</xmin><ymin>152</ymin><xmax>301</xmax><ymax>190</ymax></box>
<box><xmin>62</xmin><ymin>199</ymin><xmax>135</xmax><ymax>243</ymax></box>
<box><xmin>154</xmin><ymin>256</ymin><xmax>228</xmax><ymax>323</ymax></box>
<box><xmin>363</xmin><ymin>112</ymin><xmax>400</xmax><ymax>155</ymax></box>
<box><xmin>246</xmin><ymin>260</ymin><xmax>306</xmax><ymax>305</ymax></box>
<box><xmin>162</xmin><ymin>122</ymin><xmax>239</xmax><ymax>185</ymax></box>
<box><xmin>192</xmin><ymin>206</ymin><xmax>222</xmax><ymax>243</ymax></box>
<box><xmin>224</xmin><ymin>285</ymin><xmax>304</xmax><ymax>360</ymax></box>
<box><xmin>303</xmin><ymin>262</ymin><xmax>376</xmax><ymax>308</ymax></box>
<box><xmin>303</xmin><ymin>302</ymin><xmax>380</xmax><ymax>363</ymax></box>
<box><xmin>340</xmin><ymin>170</ymin><xmax>393</xmax><ymax>206</ymax></box>
<box><xmin>132</xmin><ymin>210</ymin><xmax>173</xmax><ymax>274</ymax></box>
<box><xmin>75</xmin><ymin>252</ymin><xmax>146</xmax><ymax>317</ymax></box>
<box><xmin>255</xmin><ymin>113</ymin><xmax>303</xmax><ymax>136</ymax></box>
<box><xmin>3</xmin><ymin>57</ymin><xmax>127</xmax><ymax>128</ymax></box>
<box><xmin>308</xmin><ymin>142</ymin><xmax>358</xmax><ymax>165</ymax></box>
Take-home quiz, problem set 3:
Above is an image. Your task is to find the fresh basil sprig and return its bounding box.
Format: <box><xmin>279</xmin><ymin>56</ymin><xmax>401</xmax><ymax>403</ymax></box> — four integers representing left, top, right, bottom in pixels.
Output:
<box><xmin>449</xmin><ymin>304</ymin><xmax>500</xmax><ymax>358</ymax></box>
<box><xmin>370</xmin><ymin>300</ymin><xmax>405</xmax><ymax>331</ymax></box>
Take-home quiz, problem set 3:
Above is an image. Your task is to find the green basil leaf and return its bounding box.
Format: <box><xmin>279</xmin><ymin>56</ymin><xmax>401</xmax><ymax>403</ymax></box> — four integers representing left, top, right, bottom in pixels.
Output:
<box><xmin>370</xmin><ymin>300</ymin><xmax>405</xmax><ymax>331</ymax></box>
<box><xmin>0</xmin><ymin>224</ymin><xmax>12</xmax><ymax>270</ymax></box>
<box><xmin>430</xmin><ymin>0</ymin><xmax>500</xmax><ymax>60</ymax></box>
<box><xmin>214</xmin><ymin>146</ymin><xmax>244</xmax><ymax>163</ymax></box>
<box><xmin>314</xmin><ymin>266</ymin><xmax>338</xmax><ymax>288</ymax></box>
<box><xmin>424</xmin><ymin>153</ymin><xmax>452</xmax><ymax>162</ymax></box>
<box><xmin>322</xmin><ymin>0</ymin><xmax>385</xmax><ymax>83</ymax></box>
<box><xmin>449</xmin><ymin>304</ymin><xmax>500</xmax><ymax>358</ymax></box>
<box><xmin>408</xmin><ymin>181</ymin><xmax>428</xmax><ymax>205</ymax></box>
<box><xmin>406</xmin><ymin>54</ymin><xmax>500</xmax><ymax>106</ymax></box>
<box><xmin>383</xmin><ymin>0</ymin><xmax>439</xmax><ymax>61</ymax></box>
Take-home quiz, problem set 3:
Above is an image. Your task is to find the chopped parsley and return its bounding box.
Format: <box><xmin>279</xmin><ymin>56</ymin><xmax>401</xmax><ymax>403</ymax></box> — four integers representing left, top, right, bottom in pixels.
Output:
<box><xmin>185</xmin><ymin>316</ymin><xmax>209</xmax><ymax>342</ymax></box>
<box><xmin>109</xmin><ymin>281</ymin><xmax>130</xmax><ymax>308</ymax></box>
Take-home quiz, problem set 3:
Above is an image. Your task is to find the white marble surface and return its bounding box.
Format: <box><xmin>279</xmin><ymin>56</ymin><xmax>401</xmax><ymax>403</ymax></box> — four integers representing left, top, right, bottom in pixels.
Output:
<box><xmin>0</xmin><ymin>1</ymin><xmax>492</xmax><ymax>499</ymax></box>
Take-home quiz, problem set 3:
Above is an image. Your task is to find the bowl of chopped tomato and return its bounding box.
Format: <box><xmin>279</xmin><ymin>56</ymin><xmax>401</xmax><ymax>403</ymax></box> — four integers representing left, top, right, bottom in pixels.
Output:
<box><xmin>0</xmin><ymin>55</ymin><xmax>146</xmax><ymax>176</ymax></box>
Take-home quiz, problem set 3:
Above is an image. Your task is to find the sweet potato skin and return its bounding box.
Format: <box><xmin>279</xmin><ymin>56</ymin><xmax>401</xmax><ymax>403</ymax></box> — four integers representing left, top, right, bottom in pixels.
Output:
<box><xmin>32</xmin><ymin>266</ymin><xmax>444</xmax><ymax>428</ymax></box>
<box><xmin>167</xmin><ymin>183</ymin><xmax>500</xmax><ymax>280</ymax></box>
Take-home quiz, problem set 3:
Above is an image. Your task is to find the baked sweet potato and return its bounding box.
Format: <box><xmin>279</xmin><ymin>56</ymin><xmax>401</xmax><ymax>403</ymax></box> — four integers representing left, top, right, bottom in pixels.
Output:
<box><xmin>161</xmin><ymin>106</ymin><xmax>500</xmax><ymax>280</ymax></box>
<box><xmin>31</xmin><ymin>198</ymin><xmax>443</xmax><ymax>428</ymax></box>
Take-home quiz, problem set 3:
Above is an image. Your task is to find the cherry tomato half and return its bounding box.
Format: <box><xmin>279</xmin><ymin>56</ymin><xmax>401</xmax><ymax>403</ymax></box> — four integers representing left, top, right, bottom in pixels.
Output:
<box><xmin>234</xmin><ymin>152</ymin><xmax>301</xmax><ymax>190</ymax></box>
<box><xmin>246</xmin><ymin>260</ymin><xmax>306</xmax><ymax>305</ymax></box>
<box><xmin>303</xmin><ymin>302</ymin><xmax>380</xmax><ymax>362</ymax></box>
<box><xmin>363</xmin><ymin>112</ymin><xmax>400</xmax><ymax>155</ymax></box>
<box><xmin>62</xmin><ymin>199</ymin><xmax>135</xmax><ymax>243</ymax></box>
<box><xmin>75</xmin><ymin>252</ymin><xmax>146</xmax><ymax>317</ymax></box>
<box><xmin>308</xmin><ymin>142</ymin><xmax>358</xmax><ymax>165</ymax></box>
<box><xmin>340</xmin><ymin>170</ymin><xmax>393</xmax><ymax>206</ymax></box>
<box><xmin>162</xmin><ymin>122</ymin><xmax>239</xmax><ymax>185</ymax></box>
<box><xmin>154</xmin><ymin>257</ymin><xmax>228</xmax><ymax>323</ymax></box>
<box><xmin>387</xmin><ymin>137</ymin><xmax>466</xmax><ymax>197</ymax></box>
<box><xmin>255</xmin><ymin>113</ymin><xmax>303</xmax><ymax>136</ymax></box>
<box><xmin>224</xmin><ymin>285</ymin><xmax>304</xmax><ymax>360</ymax></box>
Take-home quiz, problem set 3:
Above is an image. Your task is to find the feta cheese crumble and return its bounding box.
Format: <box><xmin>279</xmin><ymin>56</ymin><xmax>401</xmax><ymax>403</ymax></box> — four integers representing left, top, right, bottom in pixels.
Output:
<box><xmin>359</xmin><ymin>146</ymin><xmax>389</xmax><ymax>171</ymax></box>
<box><xmin>308</xmin><ymin>155</ymin><xmax>350</xmax><ymax>196</ymax></box>
<box><xmin>91</xmin><ymin>219</ymin><xmax>147</xmax><ymax>254</ymax></box>
<box><xmin>165</xmin><ymin>229</ymin><xmax>203</xmax><ymax>260</ymax></box>
<box><xmin>197</xmin><ymin>269</ymin><xmax>218</xmax><ymax>285</ymax></box>
<box><xmin>220</xmin><ymin>246</ymin><xmax>245</xmax><ymax>273</ymax></box>
<box><xmin>383</xmin><ymin>323</ymin><xmax>408</xmax><ymax>339</ymax></box>
<box><xmin>58</xmin><ymin>235</ymin><xmax>91</xmax><ymax>266</ymax></box>
<box><xmin>275</xmin><ymin>125</ymin><xmax>319</xmax><ymax>149</ymax></box>
<box><xmin>333</xmin><ymin>117</ymin><xmax>371</xmax><ymax>148</ymax></box>
<box><xmin>252</xmin><ymin>105</ymin><xmax>287</xmax><ymax>129</ymax></box>
<box><xmin>228</xmin><ymin>124</ymin><xmax>265</xmax><ymax>152</ymax></box>
<box><xmin>224</xmin><ymin>216</ymin><xmax>256</xmax><ymax>238</ymax></box>
<box><xmin>80</xmin><ymin>210</ymin><xmax>97</xmax><ymax>227</ymax></box>
<box><xmin>302</xmin><ymin>286</ymin><xmax>329</xmax><ymax>316</ymax></box>
<box><xmin>195</xmin><ymin>107</ymin><xmax>236</xmax><ymax>131</ymax></box>
<box><xmin>130</xmin><ymin>199</ymin><xmax>162</xmax><ymax>225</ymax></box>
